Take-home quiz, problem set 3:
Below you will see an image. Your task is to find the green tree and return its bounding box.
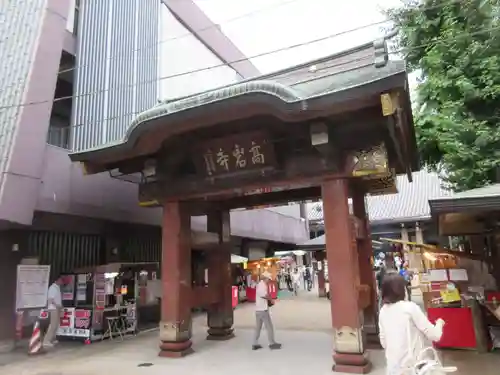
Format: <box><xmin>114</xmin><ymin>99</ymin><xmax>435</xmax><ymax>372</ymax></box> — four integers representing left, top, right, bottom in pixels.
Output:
<box><xmin>386</xmin><ymin>0</ymin><xmax>500</xmax><ymax>191</ymax></box>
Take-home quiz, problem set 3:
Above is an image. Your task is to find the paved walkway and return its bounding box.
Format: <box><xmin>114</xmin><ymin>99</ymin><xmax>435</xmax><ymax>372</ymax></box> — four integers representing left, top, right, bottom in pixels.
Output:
<box><xmin>0</xmin><ymin>289</ymin><xmax>499</xmax><ymax>375</ymax></box>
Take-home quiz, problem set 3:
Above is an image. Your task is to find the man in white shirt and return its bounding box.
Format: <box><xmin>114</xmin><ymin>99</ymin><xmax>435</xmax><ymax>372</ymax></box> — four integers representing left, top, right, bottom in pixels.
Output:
<box><xmin>291</xmin><ymin>268</ymin><xmax>301</xmax><ymax>295</ymax></box>
<box><xmin>43</xmin><ymin>275</ymin><xmax>64</xmax><ymax>347</ymax></box>
<box><xmin>252</xmin><ymin>271</ymin><xmax>281</xmax><ymax>351</ymax></box>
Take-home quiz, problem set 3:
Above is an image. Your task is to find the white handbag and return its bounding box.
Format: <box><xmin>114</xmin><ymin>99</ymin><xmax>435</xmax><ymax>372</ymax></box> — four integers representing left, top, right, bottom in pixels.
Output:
<box><xmin>405</xmin><ymin>318</ymin><xmax>458</xmax><ymax>375</ymax></box>
<box><xmin>411</xmin><ymin>347</ymin><xmax>457</xmax><ymax>375</ymax></box>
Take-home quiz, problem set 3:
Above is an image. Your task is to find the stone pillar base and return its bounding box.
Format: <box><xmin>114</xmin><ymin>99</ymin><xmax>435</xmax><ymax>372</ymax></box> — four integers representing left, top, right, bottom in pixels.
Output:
<box><xmin>159</xmin><ymin>340</ymin><xmax>193</xmax><ymax>358</ymax></box>
<box><xmin>333</xmin><ymin>353</ymin><xmax>371</xmax><ymax>374</ymax></box>
<box><xmin>318</xmin><ymin>288</ymin><xmax>327</xmax><ymax>298</ymax></box>
<box><xmin>206</xmin><ymin>327</ymin><xmax>235</xmax><ymax>341</ymax></box>
<box><xmin>207</xmin><ymin>309</ymin><xmax>234</xmax><ymax>341</ymax></box>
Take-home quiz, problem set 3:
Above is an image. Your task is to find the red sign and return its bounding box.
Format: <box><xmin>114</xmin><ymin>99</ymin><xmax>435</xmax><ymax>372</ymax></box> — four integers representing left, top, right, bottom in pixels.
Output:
<box><xmin>60</xmin><ymin>318</ymin><xmax>71</xmax><ymax>327</ymax></box>
<box><xmin>74</xmin><ymin>318</ymin><xmax>90</xmax><ymax>329</ymax></box>
<box><xmin>75</xmin><ymin>309</ymin><xmax>91</xmax><ymax>318</ymax></box>
<box><xmin>59</xmin><ymin>308</ymin><xmax>73</xmax><ymax>327</ymax></box>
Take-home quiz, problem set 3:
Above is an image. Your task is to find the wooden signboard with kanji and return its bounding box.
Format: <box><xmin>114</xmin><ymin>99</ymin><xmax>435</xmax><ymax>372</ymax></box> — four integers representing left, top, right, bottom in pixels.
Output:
<box><xmin>194</xmin><ymin>131</ymin><xmax>277</xmax><ymax>178</ymax></box>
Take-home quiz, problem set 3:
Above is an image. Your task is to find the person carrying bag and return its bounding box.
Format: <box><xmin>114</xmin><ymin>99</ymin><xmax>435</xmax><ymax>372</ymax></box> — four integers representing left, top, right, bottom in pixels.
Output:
<box><xmin>378</xmin><ymin>272</ymin><xmax>457</xmax><ymax>375</ymax></box>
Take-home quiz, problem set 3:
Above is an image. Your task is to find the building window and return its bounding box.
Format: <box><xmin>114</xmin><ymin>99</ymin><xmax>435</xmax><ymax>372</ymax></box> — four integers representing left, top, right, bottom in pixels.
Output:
<box><xmin>47</xmin><ymin>113</ymin><xmax>70</xmax><ymax>149</ymax></box>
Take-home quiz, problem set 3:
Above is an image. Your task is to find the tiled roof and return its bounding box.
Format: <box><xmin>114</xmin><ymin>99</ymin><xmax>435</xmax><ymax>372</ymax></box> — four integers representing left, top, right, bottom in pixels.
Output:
<box><xmin>430</xmin><ymin>183</ymin><xmax>500</xmax><ymax>200</ymax></box>
<box><xmin>428</xmin><ymin>183</ymin><xmax>500</xmax><ymax>213</ymax></box>
<box><xmin>70</xmin><ymin>37</ymin><xmax>405</xmax><ymax>161</ymax></box>
<box><xmin>307</xmin><ymin>170</ymin><xmax>452</xmax><ymax>224</ymax></box>
<box><xmin>125</xmin><ymin>62</ymin><xmax>405</xmax><ymax>143</ymax></box>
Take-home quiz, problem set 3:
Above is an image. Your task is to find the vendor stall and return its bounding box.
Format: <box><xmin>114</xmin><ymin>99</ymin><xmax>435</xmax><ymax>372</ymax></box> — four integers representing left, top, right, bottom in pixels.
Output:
<box><xmin>380</xmin><ymin>238</ymin><xmax>498</xmax><ymax>351</ymax></box>
<box><xmin>52</xmin><ymin>262</ymin><xmax>158</xmax><ymax>342</ymax></box>
<box><xmin>426</xmin><ymin>185</ymin><xmax>500</xmax><ymax>351</ymax></box>
<box><xmin>424</xmin><ymin>267</ymin><xmax>479</xmax><ymax>350</ymax></box>
<box><xmin>231</xmin><ymin>254</ymin><xmax>248</xmax><ymax>306</ymax></box>
<box><xmin>245</xmin><ymin>257</ymin><xmax>279</xmax><ymax>302</ymax></box>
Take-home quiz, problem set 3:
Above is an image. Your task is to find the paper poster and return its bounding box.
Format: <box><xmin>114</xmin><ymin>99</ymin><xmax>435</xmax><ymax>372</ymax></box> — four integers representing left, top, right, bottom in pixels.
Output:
<box><xmin>448</xmin><ymin>268</ymin><xmax>468</xmax><ymax>281</ymax></box>
<box><xmin>77</xmin><ymin>274</ymin><xmax>87</xmax><ymax>286</ymax></box>
<box><xmin>76</xmin><ymin>274</ymin><xmax>88</xmax><ymax>301</ymax></box>
<box><xmin>15</xmin><ymin>265</ymin><xmax>51</xmax><ymax>310</ymax></box>
<box><xmin>61</xmin><ymin>275</ymin><xmax>75</xmax><ymax>301</ymax></box>
<box><xmin>76</xmin><ymin>291</ymin><xmax>87</xmax><ymax>301</ymax></box>
<box><xmin>429</xmin><ymin>269</ymin><xmax>448</xmax><ymax>282</ymax></box>
<box><xmin>104</xmin><ymin>278</ymin><xmax>114</xmax><ymax>295</ymax></box>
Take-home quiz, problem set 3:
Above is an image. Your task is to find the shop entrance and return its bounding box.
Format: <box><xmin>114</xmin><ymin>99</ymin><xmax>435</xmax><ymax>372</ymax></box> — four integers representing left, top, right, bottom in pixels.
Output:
<box><xmin>69</xmin><ymin>38</ymin><xmax>417</xmax><ymax>373</ymax></box>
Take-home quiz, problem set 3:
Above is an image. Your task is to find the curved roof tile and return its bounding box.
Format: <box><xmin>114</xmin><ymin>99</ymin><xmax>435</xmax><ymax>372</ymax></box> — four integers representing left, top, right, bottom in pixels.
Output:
<box><xmin>127</xmin><ymin>80</ymin><xmax>303</xmax><ymax>138</ymax></box>
<box><xmin>70</xmin><ymin>37</ymin><xmax>408</xmax><ymax>162</ymax></box>
<box><xmin>307</xmin><ymin>170</ymin><xmax>452</xmax><ymax>224</ymax></box>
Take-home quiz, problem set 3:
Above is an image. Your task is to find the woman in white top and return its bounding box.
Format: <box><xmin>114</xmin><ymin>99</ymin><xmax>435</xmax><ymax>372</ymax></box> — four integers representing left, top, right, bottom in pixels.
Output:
<box><xmin>378</xmin><ymin>272</ymin><xmax>445</xmax><ymax>375</ymax></box>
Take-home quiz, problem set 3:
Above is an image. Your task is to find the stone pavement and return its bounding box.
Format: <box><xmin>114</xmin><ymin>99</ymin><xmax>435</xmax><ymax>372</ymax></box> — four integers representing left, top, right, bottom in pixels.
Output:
<box><xmin>0</xmin><ymin>288</ymin><xmax>499</xmax><ymax>375</ymax></box>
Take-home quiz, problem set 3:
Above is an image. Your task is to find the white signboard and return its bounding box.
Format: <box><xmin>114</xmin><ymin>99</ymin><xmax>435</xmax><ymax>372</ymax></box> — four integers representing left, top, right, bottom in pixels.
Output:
<box><xmin>16</xmin><ymin>265</ymin><xmax>51</xmax><ymax>310</ymax></box>
<box><xmin>57</xmin><ymin>327</ymin><xmax>90</xmax><ymax>338</ymax></box>
<box><xmin>428</xmin><ymin>269</ymin><xmax>448</xmax><ymax>282</ymax></box>
<box><xmin>448</xmin><ymin>268</ymin><xmax>468</xmax><ymax>281</ymax></box>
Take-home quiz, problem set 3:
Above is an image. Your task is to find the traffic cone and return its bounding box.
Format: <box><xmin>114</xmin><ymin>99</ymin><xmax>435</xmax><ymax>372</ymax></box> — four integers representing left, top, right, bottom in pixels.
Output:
<box><xmin>28</xmin><ymin>321</ymin><xmax>44</xmax><ymax>356</ymax></box>
<box><xmin>84</xmin><ymin>338</ymin><xmax>91</xmax><ymax>345</ymax></box>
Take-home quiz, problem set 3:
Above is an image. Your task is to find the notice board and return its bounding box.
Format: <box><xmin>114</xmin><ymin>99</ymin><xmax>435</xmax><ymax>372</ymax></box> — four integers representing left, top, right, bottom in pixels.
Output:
<box><xmin>16</xmin><ymin>265</ymin><xmax>51</xmax><ymax>310</ymax></box>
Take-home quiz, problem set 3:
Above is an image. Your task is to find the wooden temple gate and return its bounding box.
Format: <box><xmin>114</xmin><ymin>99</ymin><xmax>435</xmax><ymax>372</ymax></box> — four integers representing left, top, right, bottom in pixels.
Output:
<box><xmin>70</xmin><ymin>38</ymin><xmax>418</xmax><ymax>373</ymax></box>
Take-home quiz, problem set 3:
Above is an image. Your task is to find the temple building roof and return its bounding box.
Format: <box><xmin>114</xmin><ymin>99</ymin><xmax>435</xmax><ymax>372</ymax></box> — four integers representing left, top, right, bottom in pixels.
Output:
<box><xmin>308</xmin><ymin>170</ymin><xmax>452</xmax><ymax>225</ymax></box>
<box><xmin>429</xmin><ymin>183</ymin><xmax>500</xmax><ymax>214</ymax></box>
<box><xmin>69</xmin><ymin>36</ymin><xmax>411</xmax><ymax>165</ymax></box>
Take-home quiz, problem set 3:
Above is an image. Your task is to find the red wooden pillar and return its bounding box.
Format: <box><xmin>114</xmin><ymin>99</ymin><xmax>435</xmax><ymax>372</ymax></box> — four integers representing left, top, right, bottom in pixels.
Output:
<box><xmin>314</xmin><ymin>251</ymin><xmax>327</xmax><ymax>297</ymax></box>
<box><xmin>322</xmin><ymin>179</ymin><xmax>371</xmax><ymax>374</ymax></box>
<box><xmin>351</xmin><ymin>185</ymin><xmax>379</xmax><ymax>342</ymax></box>
<box><xmin>159</xmin><ymin>202</ymin><xmax>193</xmax><ymax>358</ymax></box>
<box><xmin>206</xmin><ymin>210</ymin><xmax>234</xmax><ymax>340</ymax></box>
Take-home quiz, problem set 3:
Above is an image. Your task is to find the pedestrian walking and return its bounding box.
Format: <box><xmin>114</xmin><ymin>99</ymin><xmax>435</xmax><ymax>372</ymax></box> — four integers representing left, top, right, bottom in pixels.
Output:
<box><xmin>252</xmin><ymin>271</ymin><xmax>281</xmax><ymax>351</ymax></box>
<box><xmin>291</xmin><ymin>268</ymin><xmax>301</xmax><ymax>295</ymax></box>
<box><xmin>399</xmin><ymin>261</ymin><xmax>413</xmax><ymax>301</ymax></box>
<box><xmin>285</xmin><ymin>271</ymin><xmax>293</xmax><ymax>291</ymax></box>
<box><xmin>303</xmin><ymin>267</ymin><xmax>311</xmax><ymax>291</ymax></box>
<box><xmin>378</xmin><ymin>272</ymin><xmax>446</xmax><ymax>375</ymax></box>
<box><xmin>43</xmin><ymin>275</ymin><xmax>64</xmax><ymax>348</ymax></box>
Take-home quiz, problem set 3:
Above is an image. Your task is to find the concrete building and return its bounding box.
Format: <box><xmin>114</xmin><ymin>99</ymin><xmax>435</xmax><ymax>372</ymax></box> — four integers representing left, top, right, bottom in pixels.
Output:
<box><xmin>0</xmin><ymin>0</ymin><xmax>308</xmax><ymax>341</ymax></box>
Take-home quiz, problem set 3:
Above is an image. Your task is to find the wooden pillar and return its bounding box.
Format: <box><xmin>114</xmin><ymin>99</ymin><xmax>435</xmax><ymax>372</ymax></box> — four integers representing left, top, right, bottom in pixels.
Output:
<box><xmin>351</xmin><ymin>185</ymin><xmax>379</xmax><ymax>345</ymax></box>
<box><xmin>206</xmin><ymin>210</ymin><xmax>234</xmax><ymax>341</ymax></box>
<box><xmin>322</xmin><ymin>179</ymin><xmax>371</xmax><ymax>374</ymax></box>
<box><xmin>159</xmin><ymin>202</ymin><xmax>193</xmax><ymax>358</ymax></box>
<box><xmin>415</xmin><ymin>222</ymin><xmax>424</xmax><ymax>244</ymax></box>
<box><xmin>314</xmin><ymin>251</ymin><xmax>327</xmax><ymax>297</ymax></box>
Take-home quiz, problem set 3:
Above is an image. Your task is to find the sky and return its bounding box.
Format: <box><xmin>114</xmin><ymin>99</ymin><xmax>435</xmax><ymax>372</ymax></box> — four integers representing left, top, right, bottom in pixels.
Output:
<box><xmin>194</xmin><ymin>0</ymin><xmax>405</xmax><ymax>74</ymax></box>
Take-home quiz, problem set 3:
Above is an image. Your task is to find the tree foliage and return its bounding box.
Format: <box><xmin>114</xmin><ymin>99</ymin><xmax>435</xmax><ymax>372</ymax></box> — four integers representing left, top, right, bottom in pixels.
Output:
<box><xmin>386</xmin><ymin>0</ymin><xmax>500</xmax><ymax>191</ymax></box>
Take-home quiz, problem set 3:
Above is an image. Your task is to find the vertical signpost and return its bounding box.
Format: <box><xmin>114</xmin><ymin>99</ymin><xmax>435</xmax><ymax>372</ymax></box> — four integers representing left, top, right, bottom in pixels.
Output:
<box><xmin>15</xmin><ymin>265</ymin><xmax>51</xmax><ymax>347</ymax></box>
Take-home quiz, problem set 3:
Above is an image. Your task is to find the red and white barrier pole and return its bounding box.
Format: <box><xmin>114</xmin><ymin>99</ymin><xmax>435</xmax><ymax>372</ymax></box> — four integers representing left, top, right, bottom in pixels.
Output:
<box><xmin>28</xmin><ymin>321</ymin><xmax>44</xmax><ymax>355</ymax></box>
